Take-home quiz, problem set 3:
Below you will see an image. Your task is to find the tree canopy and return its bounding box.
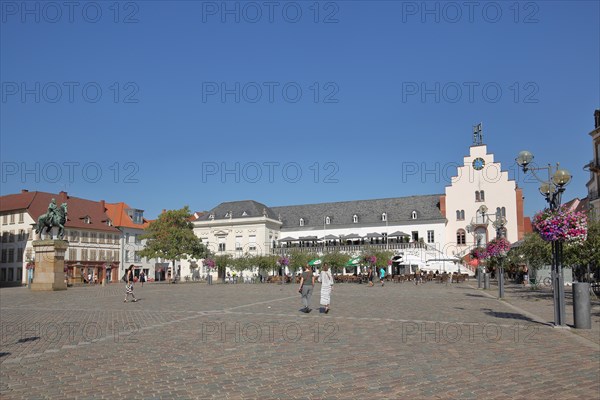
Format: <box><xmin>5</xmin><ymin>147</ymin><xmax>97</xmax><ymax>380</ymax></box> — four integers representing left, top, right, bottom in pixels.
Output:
<box><xmin>139</xmin><ymin>206</ymin><xmax>207</xmax><ymax>273</ymax></box>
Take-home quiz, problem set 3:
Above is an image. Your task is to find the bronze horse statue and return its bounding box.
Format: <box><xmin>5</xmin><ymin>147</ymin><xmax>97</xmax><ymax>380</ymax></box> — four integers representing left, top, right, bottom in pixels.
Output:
<box><xmin>35</xmin><ymin>203</ymin><xmax>68</xmax><ymax>240</ymax></box>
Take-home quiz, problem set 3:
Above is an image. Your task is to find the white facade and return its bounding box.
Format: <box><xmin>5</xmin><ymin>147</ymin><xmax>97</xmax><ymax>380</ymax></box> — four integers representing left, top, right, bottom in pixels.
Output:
<box><xmin>444</xmin><ymin>144</ymin><xmax>522</xmax><ymax>259</ymax></box>
<box><xmin>0</xmin><ymin>211</ymin><xmax>33</xmax><ymax>283</ymax></box>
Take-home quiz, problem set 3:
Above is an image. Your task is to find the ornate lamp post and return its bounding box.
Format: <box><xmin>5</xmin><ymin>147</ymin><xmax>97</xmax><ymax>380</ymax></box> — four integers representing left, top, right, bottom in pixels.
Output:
<box><xmin>469</xmin><ymin>205</ymin><xmax>507</xmax><ymax>293</ymax></box>
<box><xmin>516</xmin><ymin>150</ymin><xmax>571</xmax><ymax>327</ymax></box>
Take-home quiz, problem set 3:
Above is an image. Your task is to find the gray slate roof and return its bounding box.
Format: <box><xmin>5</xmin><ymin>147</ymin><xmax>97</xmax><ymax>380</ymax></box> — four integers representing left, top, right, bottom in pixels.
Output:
<box><xmin>197</xmin><ymin>194</ymin><xmax>445</xmax><ymax>229</ymax></box>
<box><xmin>271</xmin><ymin>194</ymin><xmax>444</xmax><ymax>229</ymax></box>
<box><xmin>196</xmin><ymin>200</ymin><xmax>279</xmax><ymax>221</ymax></box>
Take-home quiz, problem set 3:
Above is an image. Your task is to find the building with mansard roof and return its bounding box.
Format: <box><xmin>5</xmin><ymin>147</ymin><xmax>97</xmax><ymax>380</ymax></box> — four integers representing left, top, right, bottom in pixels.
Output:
<box><xmin>585</xmin><ymin>109</ymin><xmax>600</xmax><ymax>221</ymax></box>
<box><xmin>191</xmin><ymin>126</ymin><xmax>528</xmax><ymax>279</ymax></box>
<box><xmin>0</xmin><ymin>190</ymin><xmax>121</xmax><ymax>285</ymax></box>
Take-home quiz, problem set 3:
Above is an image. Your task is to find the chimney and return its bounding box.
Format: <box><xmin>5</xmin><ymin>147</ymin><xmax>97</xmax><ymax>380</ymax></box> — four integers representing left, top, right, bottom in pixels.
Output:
<box><xmin>21</xmin><ymin>189</ymin><xmax>29</xmax><ymax>193</ymax></box>
<box><xmin>100</xmin><ymin>200</ymin><xmax>105</xmax><ymax>209</ymax></box>
<box><xmin>594</xmin><ymin>109</ymin><xmax>600</xmax><ymax>129</ymax></box>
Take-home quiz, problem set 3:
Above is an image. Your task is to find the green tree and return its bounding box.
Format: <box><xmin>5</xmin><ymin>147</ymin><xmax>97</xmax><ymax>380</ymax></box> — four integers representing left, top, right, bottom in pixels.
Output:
<box><xmin>512</xmin><ymin>232</ymin><xmax>551</xmax><ymax>272</ymax></box>
<box><xmin>322</xmin><ymin>251</ymin><xmax>350</xmax><ymax>275</ymax></box>
<box><xmin>288</xmin><ymin>250</ymin><xmax>312</xmax><ymax>277</ymax></box>
<box><xmin>139</xmin><ymin>206</ymin><xmax>207</xmax><ymax>281</ymax></box>
<box><xmin>215</xmin><ymin>254</ymin><xmax>233</xmax><ymax>279</ymax></box>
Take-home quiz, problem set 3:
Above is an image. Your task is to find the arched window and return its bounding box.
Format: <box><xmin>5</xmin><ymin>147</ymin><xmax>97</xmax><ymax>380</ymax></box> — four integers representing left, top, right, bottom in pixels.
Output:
<box><xmin>325</xmin><ymin>216</ymin><xmax>331</xmax><ymax>225</ymax></box>
<box><xmin>456</xmin><ymin>229</ymin><xmax>466</xmax><ymax>245</ymax></box>
<box><xmin>480</xmin><ymin>191</ymin><xmax>485</xmax><ymax>201</ymax></box>
<box><xmin>496</xmin><ymin>207</ymin><xmax>501</xmax><ymax>217</ymax></box>
<box><xmin>501</xmin><ymin>207</ymin><xmax>506</xmax><ymax>217</ymax></box>
<box><xmin>353</xmin><ymin>215</ymin><xmax>358</xmax><ymax>223</ymax></box>
<box><xmin>456</xmin><ymin>210</ymin><xmax>461</xmax><ymax>220</ymax></box>
<box><xmin>460</xmin><ymin>210</ymin><xmax>465</xmax><ymax>220</ymax></box>
<box><xmin>411</xmin><ymin>211</ymin><xmax>417</xmax><ymax>220</ymax></box>
<box><xmin>299</xmin><ymin>218</ymin><xmax>304</xmax><ymax>227</ymax></box>
<box><xmin>475</xmin><ymin>191</ymin><xmax>480</xmax><ymax>202</ymax></box>
<box><xmin>381</xmin><ymin>213</ymin><xmax>387</xmax><ymax>222</ymax></box>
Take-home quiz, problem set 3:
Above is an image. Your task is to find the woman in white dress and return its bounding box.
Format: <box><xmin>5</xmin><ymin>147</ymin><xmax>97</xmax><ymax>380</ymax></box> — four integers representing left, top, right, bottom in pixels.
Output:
<box><xmin>319</xmin><ymin>263</ymin><xmax>334</xmax><ymax>314</ymax></box>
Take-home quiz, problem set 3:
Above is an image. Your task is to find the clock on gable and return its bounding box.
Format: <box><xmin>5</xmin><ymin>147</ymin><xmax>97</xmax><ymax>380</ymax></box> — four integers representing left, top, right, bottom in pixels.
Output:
<box><xmin>472</xmin><ymin>157</ymin><xmax>485</xmax><ymax>171</ymax></box>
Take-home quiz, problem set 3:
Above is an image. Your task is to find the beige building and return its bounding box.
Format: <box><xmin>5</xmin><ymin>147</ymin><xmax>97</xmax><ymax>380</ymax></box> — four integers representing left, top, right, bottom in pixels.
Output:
<box><xmin>585</xmin><ymin>109</ymin><xmax>600</xmax><ymax>220</ymax></box>
<box><xmin>0</xmin><ymin>190</ymin><xmax>121</xmax><ymax>285</ymax></box>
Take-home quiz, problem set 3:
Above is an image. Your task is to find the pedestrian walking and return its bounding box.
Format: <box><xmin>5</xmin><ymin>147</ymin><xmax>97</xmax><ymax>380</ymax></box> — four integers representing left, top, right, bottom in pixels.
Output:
<box><xmin>124</xmin><ymin>265</ymin><xmax>137</xmax><ymax>303</ymax></box>
<box><xmin>368</xmin><ymin>267</ymin><xmax>374</xmax><ymax>287</ymax></box>
<box><xmin>139</xmin><ymin>270</ymin><xmax>146</xmax><ymax>287</ymax></box>
<box><xmin>319</xmin><ymin>263</ymin><xmax>334</xmax><ymax>313</ymax></box>
<box><xmin>298</xmin><ymin>264</ymin><xmax>315</xmax><ymax>313</ymax></box>
<box><xmin>380</xmin><ymin>267</ymin><xmax>385</xmax><ymax>287</ymax></box>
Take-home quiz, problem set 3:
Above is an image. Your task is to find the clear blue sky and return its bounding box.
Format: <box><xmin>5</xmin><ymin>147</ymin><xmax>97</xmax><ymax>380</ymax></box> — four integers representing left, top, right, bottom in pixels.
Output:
<box><xmin>1</xmin><ymin>0</ymin><xmax>598</xmax><ymax>219</ymax></box>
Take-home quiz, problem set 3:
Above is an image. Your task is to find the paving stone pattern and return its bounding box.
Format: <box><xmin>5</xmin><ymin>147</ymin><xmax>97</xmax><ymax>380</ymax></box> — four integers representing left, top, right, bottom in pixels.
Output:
<box><xmin>1</xmin><ymin>280</ymin><xmax>599</xmax><ymax>399</ymax></box>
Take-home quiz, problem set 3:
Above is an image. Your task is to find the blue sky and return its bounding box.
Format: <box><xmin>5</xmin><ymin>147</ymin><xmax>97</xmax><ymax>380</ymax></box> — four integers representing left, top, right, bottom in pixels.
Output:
<box><xmin>1</xmin><ymin>0</ymin><xmax>598</xmax><ymax>219</ymax></box>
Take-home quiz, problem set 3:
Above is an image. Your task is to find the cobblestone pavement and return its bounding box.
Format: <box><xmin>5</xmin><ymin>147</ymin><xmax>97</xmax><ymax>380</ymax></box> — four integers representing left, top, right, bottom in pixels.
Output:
<box><xmin>1</xmin><ymin>280</ymin><xmax>599</xmax><ymax>399</ymax></box>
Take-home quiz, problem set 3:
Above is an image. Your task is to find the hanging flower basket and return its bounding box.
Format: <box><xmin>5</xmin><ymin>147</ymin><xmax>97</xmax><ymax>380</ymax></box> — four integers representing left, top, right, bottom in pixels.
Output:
<box><xmin>26</xmin><ymin>263</ymin><xmax>35</xmax><ymax>270</ymax></box>
<box><xmin>533</xmin><ymin>207</ymin><xmax>587</xmax><ymax>243</ymax></box>
<box><xmin>470</xmin><ymin>247</ymin><xmax>487</xmax><ymax>260</ymax></box>
<box><xmin>484</xmin><ymin>237</ymin><xmax>511</xmax><ymax>259</ymax></box>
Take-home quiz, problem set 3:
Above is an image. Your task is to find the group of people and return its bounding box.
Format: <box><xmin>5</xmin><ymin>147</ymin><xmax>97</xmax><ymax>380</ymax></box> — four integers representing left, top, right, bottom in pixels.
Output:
<box><xmin>298</xmin><ymin>263</ymin><xmax>334</xmax><ymax>313</ymax></box>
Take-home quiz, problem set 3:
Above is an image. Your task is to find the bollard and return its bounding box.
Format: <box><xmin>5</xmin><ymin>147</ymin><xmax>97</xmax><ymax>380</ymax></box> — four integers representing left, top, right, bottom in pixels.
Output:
<box><xmin>477</xmin><ymin>269</ymin><xmax>482</xmax><ymax>289</ymax></box>
<box><xmin>572</xmin><ymin>282</ymin><xmax>591</xmax><ymax>329</ymax></box>
<box><xmin>483</xmin><ymin>273</ymin><xmax>490</xmax><ymax>290</ymax></box>
<box><xmin>207</xmin><ymin>274</ymin><xmax>212</xmax><ymax>285</ymax></box>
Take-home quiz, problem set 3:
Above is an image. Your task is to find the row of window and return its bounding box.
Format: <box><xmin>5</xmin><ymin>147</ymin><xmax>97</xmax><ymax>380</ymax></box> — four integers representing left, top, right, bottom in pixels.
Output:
<box><xmin>456</xmin><ymin>207</ymin><xmax>507</xmax><ymax>221</ymax></box>
<box><xmin>0</xmin><ymin>248</ymin><xmax>149</xmax><ymax>264</ymax></box>
<box><xmin>455</xmin><ymin>227</ymin><xmax>507</xmax><ymax>245</ymax></box>
<box><xmin>0</xmin><ymin>267</ymin><xmax>22</xmax><ymax>282</ymax></box>
<box><xmin>299</xmin><ymin>212</ymin><xmax>419</xmax><ymax>227</ymax></box>
<box><xmin>1</xmin><ymin>212</ymin><xmax>25</xmax><ymax>225</ymax></box>
<box><xmin>1</xmin><ymin>229</ymin><xmax>31</xmax><ymax>243</ymax></box>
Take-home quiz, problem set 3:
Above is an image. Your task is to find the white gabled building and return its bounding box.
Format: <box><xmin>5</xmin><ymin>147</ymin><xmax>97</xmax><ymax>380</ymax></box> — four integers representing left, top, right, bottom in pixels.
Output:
<box><xmin>442</xmin><ymin>126</ymin><xmax>526</xmax><ymax>263</ymax></box>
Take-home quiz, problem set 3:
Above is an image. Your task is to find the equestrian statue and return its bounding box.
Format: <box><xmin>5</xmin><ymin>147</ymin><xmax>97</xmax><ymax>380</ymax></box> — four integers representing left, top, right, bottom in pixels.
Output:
<box><xmin>35</xmin><ymin>199</ymin><xmax>68</xmax><ymax>240</ymax></box>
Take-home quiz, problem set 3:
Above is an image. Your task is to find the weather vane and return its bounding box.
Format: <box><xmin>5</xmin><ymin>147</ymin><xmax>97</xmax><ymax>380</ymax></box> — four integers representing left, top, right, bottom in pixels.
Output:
<box><xmin>472</xmin><ymin>123</ymin><xmax>483</xmax><ymax>145</ymax></box>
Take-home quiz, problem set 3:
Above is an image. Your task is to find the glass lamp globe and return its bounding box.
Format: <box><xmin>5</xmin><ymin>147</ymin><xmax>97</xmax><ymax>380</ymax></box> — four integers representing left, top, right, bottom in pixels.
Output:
<box><xmin>516</xmin><ymin>151</ymin><xmax>534</xmax><ymax>167</ymax></box>
<box><xmin>552</xmin><ymin>169</ymin><xmax>571</xmax><ymax>187</ymax></box>
<box><xmin>539</xmin><ymin>182</ymin><xmax>558</xmax><ymax>196</ymax></box>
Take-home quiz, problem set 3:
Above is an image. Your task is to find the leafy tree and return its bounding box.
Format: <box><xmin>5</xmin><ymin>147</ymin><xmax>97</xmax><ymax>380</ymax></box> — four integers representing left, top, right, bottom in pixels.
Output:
<box><xmin>512</xmin><ymin>232</ymin><xmax>551</xmax><ymax>272</ymax></box>
<box><xmin>322</xmin><ymin>251</ymin><xmax>350</xmax><ymax>275</ymax></box>
<box><xmin>139</xmin><ymin>206</ymin><xmax>207</xmax><ymax>281</ymax></box>
<box><xmin>216</xmin><ymin>254</ymin><xmax>233</xmax><ymax>278</ymax></box>
<box><xmin>288</xmin><ymin>250</ymin><xmax>312</xmax><ymax>277</ymax></box>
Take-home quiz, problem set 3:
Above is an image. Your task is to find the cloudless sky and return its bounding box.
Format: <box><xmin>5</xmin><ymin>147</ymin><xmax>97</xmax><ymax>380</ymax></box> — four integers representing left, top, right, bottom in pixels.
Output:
<box><xmin>1</xmin><ymin>0</ymin><xmax>598</xmax><ymax>219</ymax></box>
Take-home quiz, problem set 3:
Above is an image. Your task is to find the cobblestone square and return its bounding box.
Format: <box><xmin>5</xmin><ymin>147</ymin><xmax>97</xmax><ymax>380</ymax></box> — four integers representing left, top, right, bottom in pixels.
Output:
<box><xmin>1</xmin><ymin>281</ymin><xmax>599</xmax><ymax>399</ymax></box>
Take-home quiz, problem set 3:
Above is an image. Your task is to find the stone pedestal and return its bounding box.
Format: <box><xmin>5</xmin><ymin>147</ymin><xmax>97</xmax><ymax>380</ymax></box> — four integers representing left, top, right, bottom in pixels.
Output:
<box><xmin>30</xmin><ymin>240</ymin><xmax>68</xmax><ymax>291</ymax></box>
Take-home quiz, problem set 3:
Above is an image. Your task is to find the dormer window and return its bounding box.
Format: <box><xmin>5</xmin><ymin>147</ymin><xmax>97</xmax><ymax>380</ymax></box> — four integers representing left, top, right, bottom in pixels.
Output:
<box><xmin>352</xmin><ymin>215</ymin><xmax>358</xmax><ymax>223</ymax></box>
<box><xmin>106</xmin><ymin>218</ymin><xmax>112</xmax><ymax>226</ymax></box>
<box><xmin>325</xmin><ymin>216</ymin><xmax>331</xmax><ymax>225</ymax></box>
<box><xmin>411</xmin><ymin>211</ymin><xmax>417</xmax><ymax>220</ymax></box>
<box><xmin>209</xmin><ymin>214</ymin><xmax>214</xmax><ymax>220</ymax></box>
<box><xmin>381</xmin><ymin>213</ymin><xmax>387</xmax><ymax>222</ymax></box>
<box><xmin>81</xmin><ymin>215</ymin><xmax>91</xmax><ymax>224</ymax></box>
<box><xmin>299</xmin><ymin>218</ymin><xmax>304</xmax><ymax>227</ymax></box>
<box><xmin>242</xmin><ymin>211</ymin><xmax>248</xmax><ymax>217</ymax></box>
<box><xmin>224</xmin><ymin>212</ymin><xmax>231</xmax><ymax>218</ymax></box>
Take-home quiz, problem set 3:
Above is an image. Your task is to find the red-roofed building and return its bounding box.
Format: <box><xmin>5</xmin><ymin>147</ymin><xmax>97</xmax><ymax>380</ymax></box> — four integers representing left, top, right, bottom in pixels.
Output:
<box><xmin>105</xmin><ymin>202</ymin><xmax>164</xmax><ymax>281</ymax></box>
<box><xmin>0</xmin><ymin>190</ymin><xmax>121</xmax><ymax>285</ymax></box>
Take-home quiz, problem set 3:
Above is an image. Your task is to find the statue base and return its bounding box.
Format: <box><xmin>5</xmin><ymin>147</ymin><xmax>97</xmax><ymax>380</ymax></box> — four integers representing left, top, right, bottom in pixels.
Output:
<box><xmin>30</xmin><ymin>240</ymin><xmax>68</xmax><ymax>291</ymax></box>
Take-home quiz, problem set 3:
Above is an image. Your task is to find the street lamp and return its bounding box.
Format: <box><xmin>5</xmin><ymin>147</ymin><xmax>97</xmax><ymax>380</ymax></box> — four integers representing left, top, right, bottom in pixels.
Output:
<box><xmin>470</xmin><ymin>205</ymin><xmax>507</xmax><ymax>294</ymax></box>
<box><xmin>516</xmin><ymin>150</ymin><xmax>571</xmax><ymax>327</ymax></box>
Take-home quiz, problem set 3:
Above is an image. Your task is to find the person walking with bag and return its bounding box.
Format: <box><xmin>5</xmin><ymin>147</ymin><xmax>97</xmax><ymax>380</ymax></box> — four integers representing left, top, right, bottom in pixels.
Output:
<box><xmin>319</xmin><ymin>263</ymin><xmax>334</xmax><ymax>313</ymax></box>
<box><xmin>123</xmin><ymin>265</ymin><xmax>137</xmax><ymax>303</ymax></box>
<box><xmin>139</xmin><ymin>270</ymin><xmax>146</xmax><ymax>287</ymax></box>
<box><xmin>298</xmin><ymin>264</ymin><xmax>315</xmax><ymax>313</ymax></box>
